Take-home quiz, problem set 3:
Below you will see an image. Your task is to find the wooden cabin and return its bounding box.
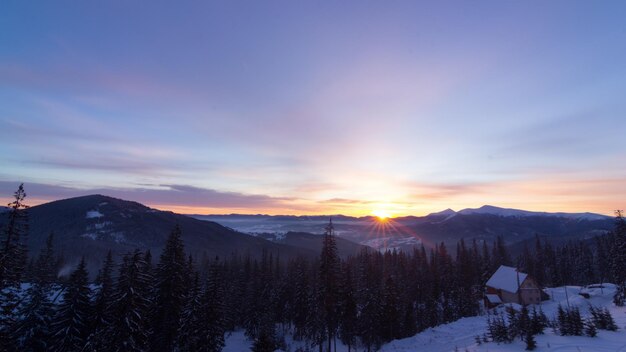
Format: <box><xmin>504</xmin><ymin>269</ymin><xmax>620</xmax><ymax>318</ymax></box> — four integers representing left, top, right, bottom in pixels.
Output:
<box><xmin>484</xmin><ymin>265</ymin><xmax>544</xmax><ymax>308</ymax></box>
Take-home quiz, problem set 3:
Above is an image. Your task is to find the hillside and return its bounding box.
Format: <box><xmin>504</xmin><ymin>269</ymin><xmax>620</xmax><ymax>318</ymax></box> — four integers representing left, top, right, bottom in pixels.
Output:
<box><xmin>4</xmin><ymin>195</ymin><xmax>321</xmax><ymax>273</ymax></box>
<box><xmin>223</xmin><ymin>284</ymin><xmax>626</xmax><ymax>351</ymax></box>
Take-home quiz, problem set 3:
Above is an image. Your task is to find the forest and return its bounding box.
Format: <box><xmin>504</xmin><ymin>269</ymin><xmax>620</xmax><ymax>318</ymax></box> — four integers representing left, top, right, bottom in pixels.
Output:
<box><xmin>1</xmin><ymin>185</ymin><xmax>625</xmax><ymax>352</ymax></box>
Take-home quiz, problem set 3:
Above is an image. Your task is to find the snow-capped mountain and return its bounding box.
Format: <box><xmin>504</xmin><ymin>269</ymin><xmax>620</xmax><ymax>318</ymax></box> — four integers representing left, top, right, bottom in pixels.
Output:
<box><xmin>455</xmin><ymin>205</ymin><xmax>609</xmax><ymax>221</ymax></box>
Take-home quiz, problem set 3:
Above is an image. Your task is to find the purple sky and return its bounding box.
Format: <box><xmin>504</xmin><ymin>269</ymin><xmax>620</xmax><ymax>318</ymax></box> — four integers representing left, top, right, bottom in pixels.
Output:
<box><xmin>1</xmin><ymin>1</ymin><xmax>626</xmax><ymax>216</ymax></box>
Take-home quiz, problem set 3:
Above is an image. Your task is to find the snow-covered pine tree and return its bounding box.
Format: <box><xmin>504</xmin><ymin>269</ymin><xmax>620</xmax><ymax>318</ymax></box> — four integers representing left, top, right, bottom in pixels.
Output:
<box><xmin>530</xmin><ymin>306</ymin><xmax>546</xmax><ymax>335</ymax></box>
<box><xmin>178</xmin><ymin>270</ymin><xmax>201</xmax><ymax>351</ymax></box>
<box><xmin>0</xmin><ymin>184</ymin><xmax>29</xmax><ymax>349</ymax></box>
<box><xmin>318</xmin><ymin>218</ymin><xmax>341</xmax><ymax>352</ymax></box>
<box><xmin>584</xmin><ymin>318</ymin><xmax>597</xmax><ymax>337</ymax></box>
<box><xmin>150</xmin><ymin>225</ymin><xmax>189</xmax><ymax>352</ymax></box>
<box><xmin>611</xmin><ymin>211</ymin><xmax>626</xmax><ymax>306</ymax></box>
<box><xmin>11</xmin><ymin>232</ymin><xmax>57</xmax><ymax>351</ymax></box>
<box><xmin>107</xmin><ymin>250</ymin><xmax>152</xmax><ymax>352</ymax></box>
<box><xmin>84</xmin><ymin>250</ymin><xmax>115</xmax><ymax>351</ymax></box>
<box><xmin>50</xmin><ymin>257</ymin><xmax>93</xmax><ymax>351</ymax></box>
<box><xmin>34</xmin><ymin>233</ymin><xmax>56</xmax><ymax>288</ymax></box>
<box><xmin>525</xmin><ymin>328</ymin><xmax>537</xmax><ymax>350</ymax></box>
<box><xmin>0</xmin><ymin>183</ymin><xmax>29</xmax><ymax>289</ymax></box>
<box><xmin>11</xmin><ymin>281</ymin><xmax>54</xmax><ymax>351</ymax></box>
<box><xmin>380</xmin><ymin>275</ymin><xmax>400</xmax><ymax>342</ymax></box>
<box><xmin>178</xmin><ymin>260</ymin><xmax>226</xmax><ymax>352</ymax></box>
<box><xmin>291</xmin><ymin>258</ymin><xmax>311</xmax><ymax>341</ymax></box>
<box><xmin>338</xmin><ymin>262</ymin><xmax>358</xmax><ymax>352</ymax></box>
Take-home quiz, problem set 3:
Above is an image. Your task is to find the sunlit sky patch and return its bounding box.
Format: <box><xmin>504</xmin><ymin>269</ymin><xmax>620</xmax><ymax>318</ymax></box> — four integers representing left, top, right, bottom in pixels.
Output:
<box><xmin>1</xmin><ymin>1</ymin><xmax>625</xmax><ymax>216</ymax></box>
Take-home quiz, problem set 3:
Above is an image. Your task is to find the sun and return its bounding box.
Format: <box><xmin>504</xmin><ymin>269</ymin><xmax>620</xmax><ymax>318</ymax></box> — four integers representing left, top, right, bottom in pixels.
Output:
<box><xmin>372</xmin><ymin>209</ymin><xmax>391</xmax><ymax>221</ymax></box>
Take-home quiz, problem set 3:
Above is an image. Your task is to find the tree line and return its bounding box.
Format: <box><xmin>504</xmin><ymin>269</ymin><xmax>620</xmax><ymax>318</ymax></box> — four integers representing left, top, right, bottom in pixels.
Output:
<box><xmin>1</xmin><ymin>184</ymin><xmax>625</xmax><ymax>352</ymax></box>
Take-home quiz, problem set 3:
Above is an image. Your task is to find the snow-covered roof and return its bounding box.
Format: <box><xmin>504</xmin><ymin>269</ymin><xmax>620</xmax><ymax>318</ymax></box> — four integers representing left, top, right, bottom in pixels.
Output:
<box><xmin>485</xmin><ymin>294</ymin><xmax>502</xmax><ymax>304</ymax></box>
<box><xmin>485</xmin><ymin>265</ymin><xmax>528</xmax><ymax>293</ymax></box>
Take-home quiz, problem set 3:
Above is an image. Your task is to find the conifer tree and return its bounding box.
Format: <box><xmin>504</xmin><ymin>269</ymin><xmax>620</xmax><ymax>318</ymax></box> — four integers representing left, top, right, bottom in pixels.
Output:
<box><xmin>34</xmin><ymin>233</ymin><xmax>56</xmax><ymax>287</ymax></box>
<box><xmin>150</xmin><ymin>225</ymin><xmax>189</xmax><ymax>351</ymax></box>
<box><xmin>0</xmin><ymin>183</ymin><xmax>29</xmax><ymax>288</ymax></box>
<box><xmin>107</xmin><ymin>250</ymin><xmax>153</xmax><ymax>352</ymax></box>
<box><xmin>51</xmin><ymin>257</ymin><xmax>93</xmax><ymax>351</ymax></box>
<box><xmin>0</xmin><ymin>184</ymin><xmax>29</xmax><ymax>349</ymax></box>
<box><xmin>12</xmin><ymin>281</ymin><xmax>54</xmax><ymax>351</ymax></box>
<box><xmin>11</xmin><ymin>232</ymin><xmax>56</xmax><ymax>351</ymax></box>
<box><xmin>611</xmin><ymin>211</ymin><xmax>626</xmax><ymax>306</ymax></box>
<box><xmin>525</xmin><ymin>329</ymin><xmax>537</xmax><ymax>350</ymax></box>
<box><xmin>338</xmin><ymin>263</ymin><xmax>358</xmax><ymax>351</ymax></box>
<box><xmin>93</xmin><ymin>250</ymin><xmax>115</xmax><ymax>328</ymax></box>
<box><xmin>318</xmin><ymin>219</ymin><xmax>340</xmax><ymax>351</ymax></box>
<box><xmin>179</xmin><ymin>261</ymin><xmax>226</xmax><ymax>352</ymax></box>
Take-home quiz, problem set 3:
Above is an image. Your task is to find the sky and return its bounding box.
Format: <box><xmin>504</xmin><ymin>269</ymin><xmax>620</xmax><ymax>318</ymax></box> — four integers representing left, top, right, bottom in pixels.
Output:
<box><xmin>1</xmin><ymin>1</ymin><xmax>626</xmax><ymax>216</ymax></box>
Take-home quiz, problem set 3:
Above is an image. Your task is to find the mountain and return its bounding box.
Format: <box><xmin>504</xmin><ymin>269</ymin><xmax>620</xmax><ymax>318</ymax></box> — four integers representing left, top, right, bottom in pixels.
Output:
<box><xmin>0</xmin><ymin>206</ymin><xmax>9</xmax><ymax>213</ymax></box>
<box><xmin>426</xmin><ymin>208</ymin><xmax>457</xmax><ymax>217</ymax></box>
<box><xmin>194</xmin><ymin>206</ymin><xmax>614</xmax><ymax>252</ymax></box>
<box><xmin>3</xmin><ymin>195</ymin><xmax>344</xmax><ymax>275</ymax></box>
<box><xmin>455</xmin><ymin>205</ymin><xmax>609</xmax><ymax>221</ymax></box>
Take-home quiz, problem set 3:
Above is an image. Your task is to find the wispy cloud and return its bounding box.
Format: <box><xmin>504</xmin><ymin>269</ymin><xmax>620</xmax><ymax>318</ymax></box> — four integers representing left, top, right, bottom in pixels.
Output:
<box><xmin>0</xmin><ymin>181</ymin><xmax>299</xmax><ymax>213</ymax></box>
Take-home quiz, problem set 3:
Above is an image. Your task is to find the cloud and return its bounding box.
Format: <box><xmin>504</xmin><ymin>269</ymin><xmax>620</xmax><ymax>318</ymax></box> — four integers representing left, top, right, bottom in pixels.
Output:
<box><xmin>0</xmin><ymin>181</ymin><xmax>298</xmax><ymax>211</ymax></box>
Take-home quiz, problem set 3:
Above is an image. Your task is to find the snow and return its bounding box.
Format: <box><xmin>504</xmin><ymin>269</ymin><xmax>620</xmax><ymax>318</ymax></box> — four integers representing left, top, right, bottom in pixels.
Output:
<box><xmin>486</xmin><ymin>294</ymin><xmax>502</xmax><ymax>304</ymax></box>
<box><xmin>378</xmin><ymin>284</ymin><xmax>626</xmax><ymax>352</ymax></box>
<box><xmin>428</xmin><ymin>208</ymin><xmax>457</xmax><ymax>217</ymax></box>
<box><xmin>222</xmin><ymin>284</ymin><xmax>626</xmax><ymax>352</ymax></box>
<box><xmin>85</xmin><ymin>210</ymin><xmax>104</xmax><ymax>219</ymax></box>
<box><xmin>457</xmin><ymin>205</ymin><xmax>610</xmax><ymax>221</ymax></box>
<box><xmin>486</xmin><ymin>265</ymin><xmax>528</xmax><ymax>293</ymax></box>
<box><xmin>81</xmin><ymin>233</ymin><xmax>98</xmax><ymax>240</ymax></box>
<box><xmin>223</xmin><ymin>331</ymin><xmax>252</xmax><ymax>352</ymax></box>
<box><xmin>109</xmin><ymin>232</ymin><xmax>125</xmax><ymax>243</ymax></box>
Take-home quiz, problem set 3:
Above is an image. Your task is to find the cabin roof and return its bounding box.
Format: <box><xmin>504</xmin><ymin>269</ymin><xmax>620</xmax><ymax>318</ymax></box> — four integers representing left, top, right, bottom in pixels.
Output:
<box><xmin>486</xmin><ymin>294</ymin><xmax>502</xmax><ymax>304</ymax></box>
<box><xmin>485</xmin><ymin>265</ymin><xmax>528</xmax><ymax>293</ymax></box>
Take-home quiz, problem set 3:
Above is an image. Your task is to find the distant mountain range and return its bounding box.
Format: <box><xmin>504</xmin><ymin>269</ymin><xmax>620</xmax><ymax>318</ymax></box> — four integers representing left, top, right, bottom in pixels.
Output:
<box><xmin>193</xmin><ymin>205</ymin><xmax>614</xmax><ymax>252</ymax></box>
<box><xmin>0</xmin><ymin>195</ymin><xmax>615</xmax><ymax>274</ymax></box>
<box><xmin>448</xmin><ymin>205</ymin><xmax>609</xmax><ymax>221</ymax></box>
<box><xmin>0</xmin><ymin>195</ymin><xmax>368</xmax><ymax>275</ymax></box>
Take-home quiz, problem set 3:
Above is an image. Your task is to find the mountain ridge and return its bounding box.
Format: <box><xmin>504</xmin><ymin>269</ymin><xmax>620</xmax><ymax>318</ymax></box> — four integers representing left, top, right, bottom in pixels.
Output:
<box><xmin>1</xmin><ymin>194</ymin><xmax>367</xmax><ymax>275</ymax></box>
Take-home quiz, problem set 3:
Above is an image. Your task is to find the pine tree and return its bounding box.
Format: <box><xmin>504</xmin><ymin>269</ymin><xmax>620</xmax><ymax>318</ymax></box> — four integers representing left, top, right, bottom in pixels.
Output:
<box><xmin>179</xmin><ymin>261</ymin><xmax>226</xmax><ymax>352</ymax></box>
<box><xmin>0</xmin><ymin>183</ymin><xmax>29</xmax><ymax>288</ymax></box>
<box><xmin>11</xmin><ymin>232</ymin><xmax>57</xmax><ymax>351</ymax></box>
<box><xmin>493</xmin><ymin>236</ymin><xmax>511</xmax><ymax>267</ymax></box>
<box><xmin>84</xmin><ymin>250</ymin><xmax>115</xmax><ymax>351</ymax></box>
<box><xmin>11</xmin><ymin>281</ymin><xmax>54</xmax><ymax>351</ymax></box>
<box><xmin>0</xmin><ymin>184</ymin><xmax>29</xmax><ymax>349</ymax></box>
<box><xmin>51</xmin><ymin>257</ymin><xmax>93</xmax><ymax>351</ymax></box>
<box><xmin>34</xmin><ymin>233</ymin><xmax>56</xmax><ymax>287</ymax></box>
<box><xmin>338</xmin><ymin>263</ymin><xmax>358</xmax><ymax>351</ymax></box>
<box><xmin>107</xmin><ymin>250</ymin><xmax>153</xmax><ymax>352</ymax></box>
<box><xmin>150</xmin><ymin>225</ymin><xmax>189</xmax><ymax>352</ymax></box>
<box><xmin>318</xmin><ymin>219</ymin><xmax>340</xmax><ymax>352</ymax></box>
<box><xmin>380</xmin><ymin>275</ymin><xmax>400</xmax><ymax>342</ymax></box>
<box><xmin>530</xmin><ymin>306</ymin><xmax>546</xmax><ymax>335</ymax></box>
<box><xmin>584</xmin><ymin>318</ymin><xmax>597</xmax><ymax>337</ymax></box>
<box><xmin>612</xmin><ymin>211</ymin><xmax>626</xmax><ymax>306</ymax></box>
<box><xmin>93</xmin><ymin>250</ymin><xmax>115</xmax><ymax>328</ymax></box>
<box><xmin>525</xmin><ymin>329</ymin><xmax>537</xmax><ymax>350</ymax></box>
<box><xmin>250</xmin><ymin>329</ymin><xmax>279</xmax><ymax>352</ymax></box>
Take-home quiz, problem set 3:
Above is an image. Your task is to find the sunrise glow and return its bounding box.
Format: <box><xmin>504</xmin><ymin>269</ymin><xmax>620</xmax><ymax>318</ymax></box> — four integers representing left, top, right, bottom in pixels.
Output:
<box><xmin>372</xmin><ymin>209</ymin><xmax>392</xmax><ymax>221</ymax></box>
<box><xmin>1</xmin><ymin>2</ymin><xmax>625</xmax><ymax>216</ymax></box>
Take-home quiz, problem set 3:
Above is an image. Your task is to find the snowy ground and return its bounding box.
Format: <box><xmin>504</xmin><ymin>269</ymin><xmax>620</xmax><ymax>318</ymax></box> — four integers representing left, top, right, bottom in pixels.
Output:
<box><xmin>224</xmin><ymin>284</ymin><xmax>626</xmax><ymax>352</ymax></box>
